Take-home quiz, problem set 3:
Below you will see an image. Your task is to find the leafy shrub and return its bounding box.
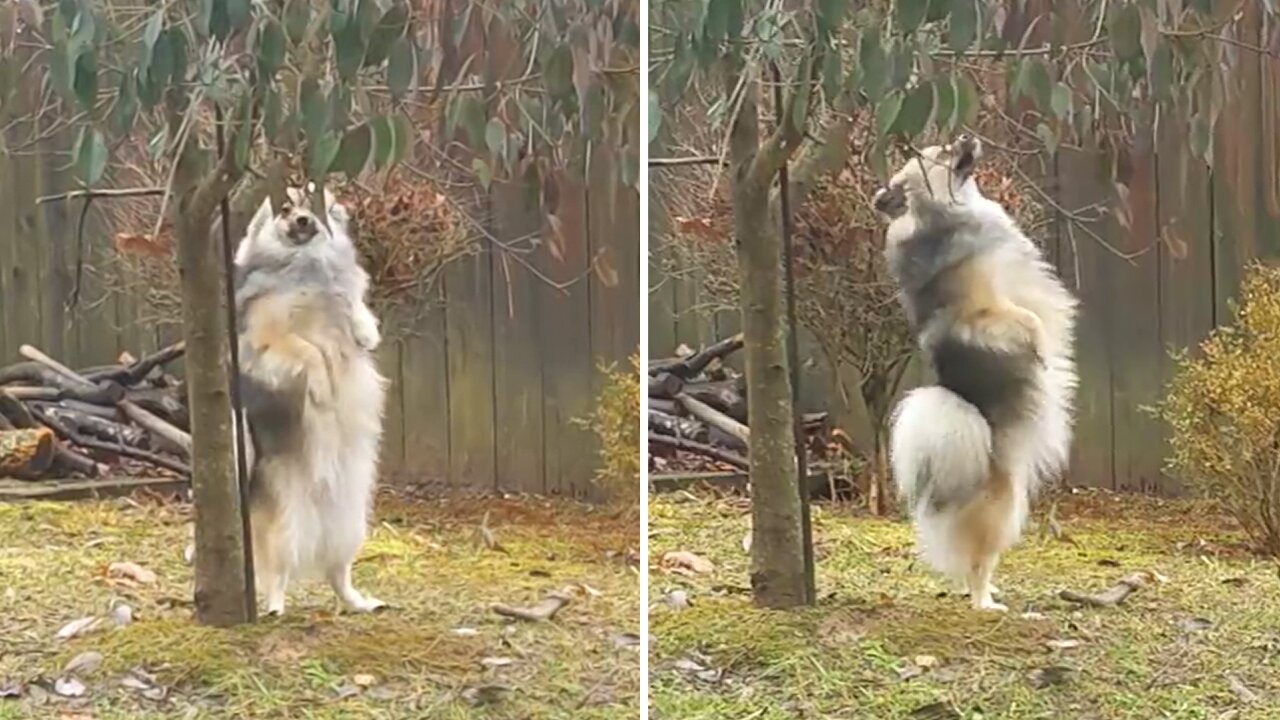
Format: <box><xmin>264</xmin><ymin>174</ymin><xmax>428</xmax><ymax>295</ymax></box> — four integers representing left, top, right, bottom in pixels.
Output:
<box><xmin>1153</xmin><ymin>263</ymin><xmax>1280</xmax><ymax>555</ymax></box>
<box><xmin>578</xmin><ymin>354</ymin><xmax>641</xmax><ymax>504</ymax></box>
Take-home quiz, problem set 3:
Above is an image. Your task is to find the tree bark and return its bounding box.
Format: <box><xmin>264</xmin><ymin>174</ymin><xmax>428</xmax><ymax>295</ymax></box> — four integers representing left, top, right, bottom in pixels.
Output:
<box><xmin>173</xmin><ymin>134</ymin><xmax>251</xmax><ymax>627</ymax></box>
<box><xmin>729</xmin><ymin>66</ymin><xmax>808</xmax><ymax>609</ymax></box>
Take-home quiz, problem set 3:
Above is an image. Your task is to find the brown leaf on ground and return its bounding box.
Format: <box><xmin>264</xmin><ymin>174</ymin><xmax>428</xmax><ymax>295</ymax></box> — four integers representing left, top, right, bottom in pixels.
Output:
<box><xmin>107</xmin><ymin>561</ymin><xmax>158</xmax><ymax>585</ymax></box>
<box><xmin>492</xmin><ymin>592</ymin><xmax>571</xmax><ymax>622</ymax></box>
<box><xmin>661</xmin><ymin>550</ymin><xmax>715</xmax><ymax>575</ymax></box>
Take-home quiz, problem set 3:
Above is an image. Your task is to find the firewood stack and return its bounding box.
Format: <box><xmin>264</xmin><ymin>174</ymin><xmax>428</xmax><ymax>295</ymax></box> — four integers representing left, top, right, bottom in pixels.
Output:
<box><xmin>0</xmin><ymin>343</ymin><xmax>191</xmax><ymax>480</ymax></box>
<box><xmin>648</xmin><ymin>333</ymin><xmax>829</xmax><ymax>474</ymax></box>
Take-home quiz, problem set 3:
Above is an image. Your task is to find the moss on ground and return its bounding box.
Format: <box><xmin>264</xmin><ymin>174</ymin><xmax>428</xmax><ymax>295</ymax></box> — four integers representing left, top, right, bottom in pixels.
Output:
<box><xmin>0</xmin><ymin>491</ymin><xmax>639</xmax><ymax>719</ymax></box>
<box><xmin>649</xmin><ymin>491</ymin><xmax>1280</xmax><ymax>719</ymax></box>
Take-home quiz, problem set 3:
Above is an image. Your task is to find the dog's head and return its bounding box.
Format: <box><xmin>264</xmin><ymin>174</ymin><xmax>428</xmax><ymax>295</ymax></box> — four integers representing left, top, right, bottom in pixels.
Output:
<box><xmin>237</xmin><ymin>185</ymin><xmax>354</xmax><ymax>267</ymax></box>
<box><xmin>873</xmin><ymin>134</ymin><xmax>983</xmax><ymax>220</ymax></box>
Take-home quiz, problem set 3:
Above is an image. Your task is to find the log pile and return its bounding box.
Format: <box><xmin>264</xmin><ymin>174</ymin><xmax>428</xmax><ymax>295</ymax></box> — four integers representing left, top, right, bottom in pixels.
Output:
<box><xmin>0</xmin><ymin>343</ymin><xmax>191</xmax><ymax>480</ymax></box>
<box><xmin>648</xmin><ymin>334</ymin><xmax>829</xmax><ymax>473</ymax></box>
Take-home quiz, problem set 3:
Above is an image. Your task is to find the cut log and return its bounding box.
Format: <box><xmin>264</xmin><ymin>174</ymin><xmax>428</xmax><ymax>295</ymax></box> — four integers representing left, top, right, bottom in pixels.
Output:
<box><xmin>126</xmin><ymin>387</ymin><xmax>189</xmax><ymax>430</ymax></box>
<box><xmin>82</xmin><ymin>342</ymin><xmax>186</xmax><ymax>385</ymax></box>
<box><xmin>648</xmin><ymin>372</ymin><xmax>685</xmax><ymax>399</ymax></box>
<box><xmin>0</xmin><ymin>362</ymin><xmax>125</xmax><ymax>404</ymax></box>
<box><xmin>649</xmin><ymin>433</ymin><xmax>750</xmax><ymax>471</ymax></box>
<box><xmin>649</xmin><ymin>333</ymin><xmax>744</xmax><ymax>379</ymax></box>
<box><xmin>31</xmin><ymin>404</ymin><xmax>147</xmax><ymax>447</ymax></box>
<box><xmin>0</xmin><ymin>391</ymin><xmax>35</xmax><ymax>428</ymax></box>
<box><xmin>680</xmin><ymin>378</ymin><xmax>748</xmax><ymax>422</ymax></box>
<box><xmin>677</xmin><ymin>393</ymin><xmax>750</xmax><ymax>446</ymax></box>
<box><xmin>29</xmin><ymin>405</ymin><xmax>190</xmax><ymax>475</ymax></box>
<box><xmin>51</xmin><ymin>445</ymin><xmax>102</xmax><ymax>478</ymax></box>
<box><xmin>649</xmin><ymin>398</ymin><xmax>681</xmax><ymax>415</ymax></box>
<box><xmin>649</xmin><ymin>410</ymin><xmax>708</xmax><ymax>442</ymax></box>
<box><xmin>59</xmin><ymin>400</ymin><xmax>122</xmax><ymax>420</ymax></box>
<box><xmin>0</xmin><ymin>428</ymin><xmax>57</xmax><ymax>477</ymax></box>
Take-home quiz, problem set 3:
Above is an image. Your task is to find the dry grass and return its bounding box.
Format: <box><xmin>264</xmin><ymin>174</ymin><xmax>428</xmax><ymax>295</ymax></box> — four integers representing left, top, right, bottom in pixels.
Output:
<box><xmin>649</xmin><ymin>490</ymin><xmax>1280</xmax><ymax>719</ymax></box>
<box><xmin>0</xmin><ymin>491</ymin><xmax>640</xmax><ymax>719</ymax></box>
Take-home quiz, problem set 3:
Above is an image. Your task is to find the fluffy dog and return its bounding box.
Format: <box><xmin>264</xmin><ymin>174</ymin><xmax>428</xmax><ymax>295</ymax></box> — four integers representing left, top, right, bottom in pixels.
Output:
<box><xmin>233</xmin><ymin>188</ymin><xmax>387</xmax><ymax>615</ymax></box>
<box><xmin>874</xmin><ymin>135</ymin><xmax>1077</xmax><ymax>611</ymax></box>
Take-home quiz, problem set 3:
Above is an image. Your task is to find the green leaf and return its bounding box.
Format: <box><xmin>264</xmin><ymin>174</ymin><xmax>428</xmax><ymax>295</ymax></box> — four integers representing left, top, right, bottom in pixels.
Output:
<box><xmin>370</xmin><ymin>115</ymin><xmax>394</xmax><ymax>169</ymax></box>
<box><xmin>790</xmin><ymin>57</ymin><xmax>813</xmax><ymax>133</ymax></box>
<box><xmin>1189</xmin><ymin>113</ymin><xmax>1211</xmax><ymax>164</ymax></box>
<box><xmin>1036</xmin><ymin>122</ymin><xmax>1058</xmax><ymax>154</ymax></box>
<box><xmin>1150</xmin><ymin>40</ymin><xmax>1175</xmax><ymax>102</ymax></box>
<box><xmin>262</xmin><ymin>86</ymin><xmax>282</xmax><ymax>142</ymax></box>
<box><xmin>1024</xmin><ymin>59</ymin><xmax>1053</xmax><ymax>114</ymax></box>
<box><xmin>1108</xmin><ymin>2</ymin><xmax>1142</xmax><ymax>61</ymax></box>
<box><xmin>329</xmin><ymin>0</ymin><xmax>351</xmax><ymax>34</ymax></box>
<box><xmin>332</xmin><ymin>123</ymin><xmax>372</xmax><ymax>178</ymax></box>
<box><xmin>73</xmin><ymin>51</ymin><xmax>97</xmax><ymax>115</ymax></box>
<box><xmin>334</xmin><ymin>21</ymin><xmax>367</xmax><ymax>81</ymax></box>
<box><xmin>947</xmin><ymin>0</ymin><xmax>977</xmax><ymax>52</ymax></box>
<box><xmin>386</xmin><ymin>37</ymin><xmax>416</xmax><ymax>99</ymax></box>
<box><xmin>390</xmin><ymin>111</ymin><xmax>414</xmax><ymax>165</ymax></box>
<box><xmin>485</xmin><ymin>118</ymin><xmax>506</xmax><ymax>159</ymax></box>
<box><xmin>307</xmin><ymin>131</ymin><xmax>341</xmax><ymax>180</ymax></box>
<box><xmin>143</xmin><ymin>9</ymin><xmax>164</xmax><ymax>54</ymax></box>
<box><xmin>451</xmin><ymin>93</ymin><xmax>486</xmax><ymax>148</ymax></box>
<box><xmin>233</xmin><ymin>94</ymin><xmax>254</xmax><ymax>172</ymax></box>
<box><xmin>648</xmin><ymin>89</ymin><xmax>662</xmax><ymax>144</ymax></box>
<box><xmin>894</xmin><ymin>0</ymin><xmax>930</xmax><ymax>34</ymax></box>
<box><xmin>472</xmin><ymin>157</ymin><xmax>492</xmax><ymax>190</ymax></box>
<box><xmin>225</xmin><ymin>0</ymin><xmax>252</xmax><ymax>36</ymax></box>
<box><xmin>364</xmin><ymin>3</ymin><xmax>409</xmax><ymax>66</ymax></box>
<box><xmin>543</xmin><ymin>45</ymin><xmax>574</xmax><ymax>102</ymax></box>
<box><xmin>1050</xmin><ymin>82</ymin><xmax>1072</xmax><ymax>120</ymax></box>
<box><xmin>299</xmin><ymin>79</ymin><xmax>328</xmax><ymax>140</ymax></box>
<box><xmin>934</xmin><ymin>75</ymin><xmax>958</xmax><ymax>132</ymax></box>
<box><xmin>704</xmin><ymin>0</ymin><xmax>734</xmax><ymax>42</ymax></box>
<box><xmin>821</xmin><ymin>49</ymin><xmax>842</xmax><ymax>101</ymax></box>
<box><xmin>73</xmin><ymin>126</ymin><xmax>107</xmax><ymax>185</ymax></box>
<box><xmin>858</xmin><ymin>29</ymin><xmax>887</xmax><ymax>101</ymax></box>
<box><xmin>954</xmin><ymin>72</ymin><xmax>979</xmax><ymax>127</ymax></box>
<box><xmin>817</xmin><ymin>0</ymin><xmax>848</xmax><ymax>39</ymax></box>
<box><xmin>893</xmin><ymin>82</ymin><xmax>934</xmax><ymax>138</ymax></box>
<box><xmin>284</xmin><ymin>0</ymin><xmax>310</xmax><ymax>44</ymax></box>
<box><xmin>875</xmin><ymin>90</ymin><xmax>904</xmax><ymax>137</ymax></box>
<box><xmin>109</xmin><ymin>70</ymin><xmax>138</xmax><ymax>136</ymax></box>
<box><xmin>258</xmin><ymin>20</ymin><xmax>286</xmax><ymax>81</ymax></box>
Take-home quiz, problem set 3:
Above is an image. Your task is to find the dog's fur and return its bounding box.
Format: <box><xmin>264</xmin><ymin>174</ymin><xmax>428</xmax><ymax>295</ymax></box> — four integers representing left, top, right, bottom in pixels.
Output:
<box><xmin>234</xmin><ymin>187</ymin><xmax>387</xmax><ymax>615</ymax></box>
<box><xmin>874</xmin><ymin>135</ymin><xmax>1078</xmax><ymax>611</ymax></box>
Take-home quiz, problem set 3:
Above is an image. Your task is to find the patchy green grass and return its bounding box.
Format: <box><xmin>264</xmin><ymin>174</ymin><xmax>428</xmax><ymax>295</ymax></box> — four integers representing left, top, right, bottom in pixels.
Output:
<box><xmin>649</xmin><ymin>490</ymin><xmax>1280</xmax><ymax>719</ymax></box>
<box><xmin>0</xmin><ymin>491</ymin><xmax>640</xmax><ymax>719</ymax></box>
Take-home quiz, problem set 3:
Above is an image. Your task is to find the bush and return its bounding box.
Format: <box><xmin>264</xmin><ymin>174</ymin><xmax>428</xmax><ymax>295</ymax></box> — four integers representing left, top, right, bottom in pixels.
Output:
<box><xmin>1153</xmin><ymin>263</ymin><xmax>1280</xmax><ymax>555</ymax></box>
<box><xmin>578</xmin><ymin>354</ymin><xmax>641</xmax><ymax>504</ymax></box>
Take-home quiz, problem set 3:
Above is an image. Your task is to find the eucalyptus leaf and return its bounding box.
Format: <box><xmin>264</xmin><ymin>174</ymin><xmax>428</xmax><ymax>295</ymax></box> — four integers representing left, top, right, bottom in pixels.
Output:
<box><xmin>370</xmin><ymin>114</ymin><xmax>394</xmax><ymax>169</ymax></box>
<box><xmin>332</xmin><ymin>123</ymin><xmax>372</xmax><ymax>178</ymax></box>
<box><xmin>257</xmin><ymin>20</ymin><xmax>286</xmax><ymax>81</ymax></box>
<box><xmin>1025</xmin><ymin>59</ymin><xmax>1053</xmax><ymax>115</ymax></box>
<box><xmin>73</xmin><ymin>125</ymin><xmax>107</xmax><ymax>185</ymax></box>
<box><xmin>875</xmin><ymin>91</ymin><xmax>904</xmax><ymax>137</ymax></box>
<box><xmin>858</xmin><ymin>29</ymin><xmax>887</xmax><ymax>101</ymax></box>
<box><xmin>386</xmin><ymin>37</ymin><xmax>415</xmax><ymax>98</ymax></box>
<box><xmin>284</xmin><ymin>0</ymin><xmax>310</xmax><ymax>44</ymax></box>
<box><xmin>947</xmin><ymin>0</ymin><xmax>977</xmax><ymax>53</ymax></box>
<box><xmin>472</xmin><ymin>157</ymin><xmax>492</xmax><ymax>190</ymax></box>
<box><xmin>934</xmin><ymin>75</ymin><xmax>957</xmax><ymax>132</ymax></box>
<box><xmin>334</xmin><ymin>22</ymin><xmax>367</xmax><ymax>81</ymax></box>
<box><xmin>894</xmin><ymin>0</ymin><xmax>930</xmax><ymax>35</ymax></box>
<box><xmin>544</xmin><ymin>45</ymin><xmax>574</xmax><ymax>101</ymax></box>
<box><xmin>1150</xmin><ymin>41</ymin><xmax>1175</xmax><ymax>102</ymax></box>
<box><xmin>1050</xmin><ymin>82</ymin><xmax>1072</xmax><ymax>120</ymax></box>
<box><xmin>262</xmin><ymin>86</ymin><xmax>282</xmax><ymax>142</ymax></box>
<box><xmin>1189</xmin><ymin>113</ymin><xmax>1211</xmax><ymax>164</ymax></box>
<box><xmin>390</xmin><ymin>112</ymin><xmax>414</xmax><ymax>165</ymax></box>
<box><xmin>821</xmin><ymin>49</ymin><xmax>842</xmax><ymax>102</ymax></box>
<box><xmin>366</xmin><ymin>3</ymin><xmax>409</xmax><ymax>66</ymax></box>
<box><xmin>307</xmin><ymin>131</ymin><xmax>341</xmax><ymax>180</ymax></box>
<box><xmin>485</xmin><ymin>118</ymin><xmax>506</xmax><ymax>159</ymax></box>
<box><xmin>1036</xmin><ymin>122</ymin><xmax>1058</xmax><ymax>154</ymax></box>
<box><xmin>1108</xmin><ymin>2</ymin><xmax>1142</xmax><ymax>61</ymax></box>
<box><xmin>648</xmin><ymin>89</ymin><xmax>661</xmax><ymax>144</ymax></box>
<box><xmin>109</xmin><ymin>70</ymin><xmax>138</xmax><ymax>136</ymax></box>
<box><xmin>233</xmin><ymin>94</ymin><xmax>254</xmax><ymax>172</ymax></box>
<box><xmin>817</xmin><ymin>0</ymin><xmax>848</xmax><ymax>39</ymax></box>
<box><xmin>893</xmin><ymin>82</ymin><xmax>934</xmax><ymax>139</ymax></box>
<box><xmin>72</xmin><ymin>51</ymin><xmax>97</xmax><ymax>115</ymax></box>
<box><xmin>954</xmin><ymin>72</ymin><xmax>979</xmax><ymax>127</ymax></box>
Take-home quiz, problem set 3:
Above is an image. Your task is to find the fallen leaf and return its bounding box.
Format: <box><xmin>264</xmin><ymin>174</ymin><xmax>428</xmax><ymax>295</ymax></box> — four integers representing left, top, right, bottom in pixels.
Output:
<box><xmin>475</xmin><ymin>512</ymin><xmax>508</xmax><ymax>554</ymax></box>
<box><xmin>461</xmin><ymin>684</ymin><xmax>511</xmax><ymax>707</ymax></box>
<box><xmin>663</xmin><ymin>590</ymin><xmax>691</xmax><ymax>610</ymax></box>
<box><xmin>352</xmin><ymin>673</ymin><xmax>377</xmax><ymax>687</ymax></box>
<box><xmin>63</xmin><ymin>651</ymin><xmax>104</xmax><ymax>676</ymax></box>
<box><xmin>910</xmin><ymin>701</ymin><xmax>961</xmax><ymax>719</ymax></box>
<box><xmin>56</xmin><ymin>616</ymin><xmax>101</xmax><ymax>640</ymax></box>
<box><xmin>1227</xmin><ymin>673</ymin><xmax>1259</xmax><ymax>704</ymax></box>
<box><xmin>480</xmin><ymin>657</ymin><xmax>515</xmax><ymax>670</ymax></box>
<box><xmin>897</xmin><ymin>664</ymin><xmax>925</xmax><ymax>681</ymax></box>
<box><xmin>182</xmin><ymin>543</ymin><xmax>195</xmax><ymax>566</ymax></box>
<box><xmin>1221</xmin><ymin>576</ymin><xmax>1250</xmax><ymax>587</ymax></box>
<box><xmin>913</xmin><ymin>655</ymin><xmax>939</xmax><ymax>668</ymax></box>
<box><xmin>110</xmin><ymin>604</ymin><xmax>134</xmax><ymax>627</ymax></box>
<box><xmin>492</xmin><ymin>592</ymin><xmax>571</xmax><ymax>622</ymax></box>
<box><xmin>53</xmin><ymin>677</ymin><xmax>85</xmax><ymax>698</ymax></box>
<box><xmin>0</xmin><ymin>681</ymin><xmax>22</xmax><ymax>699</ymax></box>
<box><xmin>661</xmin><ymin>551</ymin><xmax>715</xmax><ymax>575</ymax></box>
<box><xmin>1027</xmin><ymin>665</ymin><xmax>1075</xmax><ymax>689</ymax></box>
<box><xmin>1045</xmin><ymin>639</ymin><xmax>1083</xmax><ymax>650</ymax></box>
<box><xmin>741</xmin><ymin>532</ymin><xmax>752</xmax><ymax>554</ymax></box>
<box><xmin>612</xmin><ymin>633</ymin><xmax>641</xmax><ymax>649</ymax></box>
<box><xmin>1180</xmin><ymin>617</ymin><xmax>1214</xmax><ymax>632</ymax></box>
<box><xmin>450</xmin><ymin>627</ymin><xmax>480</xmax><ymax>637</ymax></box>
<box><xmin>1020</xmin><ymin>611</ymin><xmax>1049</xmax><ymax>621</ymax></box>
<box><xmin>333</xmin><ymin>683</ymin><xmax>360</xmax><ymax>700</ymax></box>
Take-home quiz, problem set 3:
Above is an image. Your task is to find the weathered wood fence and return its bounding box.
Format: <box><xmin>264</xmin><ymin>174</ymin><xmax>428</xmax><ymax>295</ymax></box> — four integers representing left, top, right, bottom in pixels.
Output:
<box><xmin>651</xmin><ymin>2</ymin><xmax>1280</xmax><ymax>496</ymax></box>
<box><xmin>0</xmin><ymin>149</ymin><xmax>639</xmax><ymax>500</ymax></box>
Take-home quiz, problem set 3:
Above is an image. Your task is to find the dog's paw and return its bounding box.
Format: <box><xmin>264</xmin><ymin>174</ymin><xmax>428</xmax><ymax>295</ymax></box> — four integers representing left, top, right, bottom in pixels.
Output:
<box><xmin>975</xmin><ymin>600</ymin><xmax>1009</xmax><ymax>613</ymax></box>
<box><xmin>307</xmin><ymin>371</ymin><xmax>335</xmax><ymax>408</ymax></box>
<box><xmin>345</xmin><ymin>596</ymin><xmax>389</xmax><ymax>614</ymax></box>
<box><xmin>353</xmin><ymin>320</ymin><xmax>381</xmax><ymax>352</ymax></box>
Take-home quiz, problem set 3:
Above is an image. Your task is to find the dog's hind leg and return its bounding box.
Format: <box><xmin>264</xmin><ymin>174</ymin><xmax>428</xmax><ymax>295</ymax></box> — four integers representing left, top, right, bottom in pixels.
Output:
<box><xmin>967</xmin><ymin>552</ymin><xmax>1007</xmax><ymax>612</ymax></box>
<box><xmin>252</xmin><ymin>513</ymin><xmax>290</xmax><ymax>616</ymax></box>
<box><xmin>327</xmin><ymin>563</ymin><xmax>386</xmax><ymax>613</ymax></box>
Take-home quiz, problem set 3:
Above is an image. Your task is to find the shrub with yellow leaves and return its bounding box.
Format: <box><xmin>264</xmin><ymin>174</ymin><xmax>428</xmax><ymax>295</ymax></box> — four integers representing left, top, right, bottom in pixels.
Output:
<box><xmin>1152</xmin><ymin>262</ymin><xmax>1280</xmax><ymax>555</ymax></box>
<box><xmin>576</xmin><ymin>354</ymin><xmax>641</xmax><ymax>505</ymax></box>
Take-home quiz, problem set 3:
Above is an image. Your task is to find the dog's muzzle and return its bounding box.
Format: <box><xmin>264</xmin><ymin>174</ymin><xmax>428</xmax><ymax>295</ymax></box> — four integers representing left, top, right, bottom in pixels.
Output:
<box><xmin>286</xmin><ymin>214</ymin><xmax>319</xmax><ymax>245</ymax></box>
<box><xmin>873</xmin><ymin>185</ymin><xmax>907</xmax><ymax>218</ymax></box>
<box><xmin>951</xmin><ymin>133</ymin><xmax>981</xmax><ymax>177</ymax></box>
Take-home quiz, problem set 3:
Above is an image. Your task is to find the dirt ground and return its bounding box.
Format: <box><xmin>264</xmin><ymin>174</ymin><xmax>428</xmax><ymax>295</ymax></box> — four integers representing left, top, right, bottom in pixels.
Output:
<box><xmin>0</xmin><ymin>490</ymin><xmax>641</xmax><ymax>719</ymax></box>
<box><xmin>649</xmin><ymin>489</ymin><xmax>1280</xmax><ymax>719</ymax></box>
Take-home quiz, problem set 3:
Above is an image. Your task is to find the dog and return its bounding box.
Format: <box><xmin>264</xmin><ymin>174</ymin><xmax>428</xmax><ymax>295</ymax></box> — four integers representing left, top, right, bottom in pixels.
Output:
<box><xmin>873</xmin><ymin>135</ymin><xmax>1078</xmax><ymax>611</ymax></box>
<box><xmin>233</xmin><ymin>187</ymin><xmax>387</xmax><ymax>615</ymax></box>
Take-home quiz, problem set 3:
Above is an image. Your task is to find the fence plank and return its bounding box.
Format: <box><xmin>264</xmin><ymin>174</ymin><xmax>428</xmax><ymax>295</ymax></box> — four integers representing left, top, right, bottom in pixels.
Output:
<box><xmin>491</xmin><ymin>182</ymin><xmax>546</xmax><ymax>495</ymax></box>
<box><xmin>375</xmin><ymin>340</ymin><xmax>406</xmax><ymax>484</ymax></box>
<box><xmin>444</xmin><ymin>250</ymin><xmax>497</xmax><ymax>490</ymax></box>
<box><xmin>538</xmin><ymin>170</ymin><xmax>596</xmax><ymax>498</ymax></box>
<box><xmin>400</xmin><ymin>302</ymin><xmax>451</xmax><ymax>484</ymax></box>
<box><xmin>588</xmin><ymin>149</ymin><xmax>641</xmax><ymax>365</ymax></box>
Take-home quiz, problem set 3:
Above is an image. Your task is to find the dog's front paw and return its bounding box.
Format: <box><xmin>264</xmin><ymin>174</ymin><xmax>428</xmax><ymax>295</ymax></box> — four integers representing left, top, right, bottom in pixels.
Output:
<box><xmin>353</xmin><ymin>320</ymin><xmax>381</xmax><ymax>352</ymax></box>
<box><xmin>344</xmin><ymin>596</ymin><xmax>389</xmax><ymax>614</ymax></box>
<box><xmin>307</xmin><ymin>371</ymin><xmax>335</xmax><ymax>408</ymax></box>
<box><xmin>975</xmin><ymin>599</ymin><xmax>1009</xmax><ymax>612</ymax></box>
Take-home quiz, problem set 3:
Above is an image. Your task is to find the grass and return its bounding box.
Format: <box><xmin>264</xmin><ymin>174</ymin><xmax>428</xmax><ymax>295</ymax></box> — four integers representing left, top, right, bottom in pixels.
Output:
<box><xmin>0</xmin><ymin>490</ymin><xmax>640</xmax><ymax>719</ymax></box>
<box><xmin>649</xmin><ymin>489</ymin><xmax>1280</xmax><ymax>719</ymax></box>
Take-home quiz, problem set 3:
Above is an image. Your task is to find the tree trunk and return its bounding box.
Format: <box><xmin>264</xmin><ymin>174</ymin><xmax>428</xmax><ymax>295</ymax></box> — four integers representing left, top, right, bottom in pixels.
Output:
<box><xmin>176</xmin><ymin>206</ymin><xmax>251</xmax><ymax>627</ymax></box>
<box><xmin>730</xmin><ymin>73</ymin><xmax>807</xmax><ymax>609</ymax></box>
<box><xmin>868</xmin><ymin>432</ymin><xmax>890</xmax><ymax>516</ymax></box>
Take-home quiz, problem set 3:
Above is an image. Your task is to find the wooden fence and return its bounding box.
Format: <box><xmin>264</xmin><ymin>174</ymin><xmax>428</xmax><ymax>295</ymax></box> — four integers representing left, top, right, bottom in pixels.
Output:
<box><xmin>650</xmin><ymin>2</ymin><xmax>1280</xmax><ymax>496</ymax></box>
<box><xmin>0</xmin><ymin>146</ymin><xmax>639</xmax><ymax>500</ymax></box>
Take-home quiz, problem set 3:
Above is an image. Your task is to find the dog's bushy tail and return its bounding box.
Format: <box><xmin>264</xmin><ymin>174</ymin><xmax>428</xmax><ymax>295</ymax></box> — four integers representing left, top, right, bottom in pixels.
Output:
<box><xmin>890</xmin><ymin>386</ymin><xmax>992</xmax><ymax>515</ymax></box>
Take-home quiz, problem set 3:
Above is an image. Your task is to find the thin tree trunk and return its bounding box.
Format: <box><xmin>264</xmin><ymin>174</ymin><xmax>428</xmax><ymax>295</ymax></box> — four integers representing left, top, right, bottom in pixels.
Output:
<box><xmin>868</xmin><ymin>432</ymin><xmax>889</xmax><ymax>516</ymax></box>
<box><xmin>729</xmin><ymin>72</ymin><xmax>807</xmax><ymax>609</ymax></box>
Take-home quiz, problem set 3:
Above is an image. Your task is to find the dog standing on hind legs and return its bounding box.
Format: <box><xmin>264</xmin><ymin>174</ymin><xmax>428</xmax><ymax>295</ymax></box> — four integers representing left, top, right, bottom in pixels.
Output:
<box><xmin>873</xmin><ymin>135</ymin><xmax>1078</xmax><ymax>611</ymax></box>
<box><xmin>234</xmin><ymin>188</ymin><xmax>388</xmax><ymax>616</ymax></box>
